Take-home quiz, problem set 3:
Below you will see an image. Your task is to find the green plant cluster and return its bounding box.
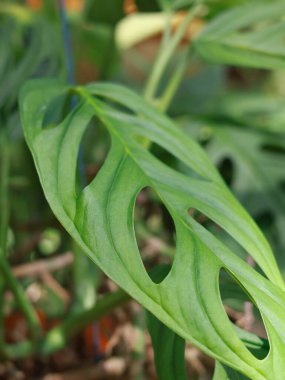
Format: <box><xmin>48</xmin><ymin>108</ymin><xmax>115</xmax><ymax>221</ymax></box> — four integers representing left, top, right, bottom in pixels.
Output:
<box><xmin>2</xmin><ymin>1</ymin><xmax>285</xmax><ymax>379</ymax></box>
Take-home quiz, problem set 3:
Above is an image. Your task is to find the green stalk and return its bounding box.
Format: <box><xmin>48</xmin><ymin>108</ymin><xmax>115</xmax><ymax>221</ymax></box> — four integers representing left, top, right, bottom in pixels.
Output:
<box><xmin>0</xmin><ymin>254</ymin><xmax>42</xmax><ymax>341</ymax></box>
<box><xmin>2</xmin><ymin>289</ymin><xmax>129</xmax><ymax>359</ymax></box>
<box><xmin>0</xmin><ymin>129</ymin><xmax>9</xmax><ymax>355</ymax></box>
<box><xmin>0</xmin><ymin>130</ymin><xmax>9</xmax><ymax>253</ymax></box>
<box><xmin>157</xmin><ymin>48</ymin><xmax>190</xmax><ymax>113</ymax></box>
<box><xmin>144</xmin><ymin>3</ymin><xmax>202</xmax><ymax>104</ymax></box>
<box><xmin>0</xmin><ymin>130</ymin><xmax>41</xmax><ymax>344</ymax></box>
<box><xmin>40</xmin><ymin>288</ymin><xmax>129</xmax><ymax>355</ymax></box>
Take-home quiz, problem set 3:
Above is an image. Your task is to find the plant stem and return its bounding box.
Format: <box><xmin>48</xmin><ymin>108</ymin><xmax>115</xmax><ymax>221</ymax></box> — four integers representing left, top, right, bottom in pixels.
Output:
<box><xmin>0</xmin><ymin>254</ymin><xmax>42</xmax><ymax>341</ymax></box>
<box><xmin>2</xmin><ymin>289</ymin><xmax>129</xmax><ymax>359</ymax></box>
<box><xmin>0</xmin><ymin>129</ymin><xmax>9</xmax><ymax>354</ymax></box>
<box><xmin>0</xmin><ymin>130</ymin><xmax>42</xmax><ymax>343</ymax></box>
<box><xmin>157</xmin><ymin>48</ymin><xmax>190</xmax><ymax>113</ymax></box>
<box><xmin>0</xmin><ymin>130</ymin><xmax>9</xmax><ymax>254</ymax></box>
<box><xmin>58</xmin><ymin>0</ymin><xmax>75</xmax><ymax>85</ymax></box>
<box><xmin>144</xmin><ymin>4</ymin><xmax>202</xmax><ymax>104</ymax></box>
<box><xmin>40</xmin><ymin>289</ymin><xmax>130</xmax><ymax>355</ymax></box>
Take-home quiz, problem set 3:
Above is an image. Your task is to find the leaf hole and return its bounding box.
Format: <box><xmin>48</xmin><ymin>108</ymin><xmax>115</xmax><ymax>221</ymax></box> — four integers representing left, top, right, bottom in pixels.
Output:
<box><xmin>217</xmin><ymin>157</ymin><xmax>235</xmax><ymax>186</ymax></box>
<box><xmin>255</xmin><ymin>211</ymin><xmax>275</xmax><ymax>230</ymax></box>
<box><xmin>219</xmin><ymin>268</ymin><xmax>270</xmax><ymax>360</ymax></box>
<box><xmin>187</xmin><ymin>208</ymin><xmax>268</xmax><ymax>279</ymax></box>
<box><xmin>134</xmin><ymin>187</ymin><xmax>176</xmax><ymax>283</ymax></box>
<box><xmin>278</xmin><ymin>179</ymin><xmax>285</xmax><ymax>193</ymax></box>
<box><xmin>260</xmin><ymin>143</ymin><xmax>285</xmax><ymax>156</ymax></box>
<box><xmin>76</xmin><ymin>115</ymin><xmax>111</xmax><ymax>193</ymax></box>
<box><xmin>188</xmin><ymin>208</ymin><xmax>248</xmax><ymax>257</ymax></box>
<box><xmin>42</xmin><ymin>93</ymin><xmax>79</xmax><ymax>129</ymax></box>
<box><xmin>150</xmin><ymin>142</ymin><xmax>206</xmax><ymax>181</ymax></box>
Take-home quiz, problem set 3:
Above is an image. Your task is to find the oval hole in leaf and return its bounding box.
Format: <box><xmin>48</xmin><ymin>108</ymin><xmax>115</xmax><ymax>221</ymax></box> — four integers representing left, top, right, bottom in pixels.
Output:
<box><xmin>22</xmin><ymin>25</ymin><xmax>33</xmax><ymax>49</ymax></box>
<box><xmin>260</xmin><ymin>143</ymin><xmax>285</xmax><ymax>155</ymax></box>
<box><xmin>134</xmin><ymin>187</ymin><xmax>176</xmax><ymax>283</ymax></box>
<box><xmin>278</xmin><ymin>180</ymin><xmax>285</xmax><ymax>193</ymax></box>
<box><xmin>219</xmin><ymin>268</ymin><xmax>270</xmax><ymax>360</ymax></box>
<box><xmin>255</xmin><ymin>211</ymin><xmax>276</xmax><ymax>241</ymax></box>
<box><xmin>217</xmin><ymin>157</ymin><xmax>235</xmax><ymax>186</ymax></box>
<box><xmin>76</xmin><ymin>115</ymin><xmax>111</xmax><ymax>193</ymax></box>
<box><xmin>42</xmin><ymin>92</ymin><xmax>79</xmax><ymax>129</ymax></box>
<box><xmin>150</xmin><ymin>142</ymin><xmax>205</xmax><ymax>180</ymax></box>
<box><xmin>188</xmin><ymin>208</ymin><xmax>268</xmax><ymax>279</ymax></box>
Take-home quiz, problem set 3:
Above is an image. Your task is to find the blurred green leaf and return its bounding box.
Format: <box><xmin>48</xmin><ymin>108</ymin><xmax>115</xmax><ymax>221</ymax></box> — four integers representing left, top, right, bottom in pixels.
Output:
<box><xmin>194</xmin><ymin>2</ymin><xmax>285</xmax><ymax>69</ymax></box>
<box><xmin>84</xmin><ymin>0</ymin><xmax>125</xmax><ymax>25</ymax></box>
<box><xmin>214</xmin><ymin>362</ymin><xmax>250</xmax><ymax>379</ymax></box>
<box><xmin>0</xmin><ymin>3</ymin><xmax>63</xmax><ymax>117</ymax></box>
<box><xmin>147</xmin><ymin>313</ymin><xmax>187</xmax><ymax>380</ymax></box>
<box><xmin>181</xmin><ymin>118</ymin><xmax>285</xmax><ymax>271</ymax></box>
<box><xmin>206</xmin><ymin>92</ymin><xmax>285</xmax><ymax>133</ymax></box>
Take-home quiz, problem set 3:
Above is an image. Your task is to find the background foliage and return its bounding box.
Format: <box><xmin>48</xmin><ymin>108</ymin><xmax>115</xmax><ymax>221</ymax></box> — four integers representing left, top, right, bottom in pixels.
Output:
<box><xmin>2</xmin><ymin>1</ymin><xmax>285</xmax><ymax>379</ymax></box>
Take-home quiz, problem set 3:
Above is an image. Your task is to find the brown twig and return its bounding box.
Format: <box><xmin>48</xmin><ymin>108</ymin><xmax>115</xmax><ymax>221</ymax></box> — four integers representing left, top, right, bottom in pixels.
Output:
<box><xmin>243</xmin><ymin>255</ymin><xmax>255</xmax><ymax>331</ymax></box>
<box><xmin>42</xmin><ymin>358</ymin><xmax>127</xmax><ymax>380</ymax></box>
<box><xmin>12</xmin><ymin>252</ymin><xmax>74</xmax><ymax>278</ymax></box>
<box><xmin>41</xmin><ymin>272</ymin><xmax>71</xmax><ymax>306</ymax></box>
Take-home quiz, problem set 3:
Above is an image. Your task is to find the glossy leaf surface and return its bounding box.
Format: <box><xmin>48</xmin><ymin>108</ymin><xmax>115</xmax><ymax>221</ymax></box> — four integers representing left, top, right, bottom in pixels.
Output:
<box><xmin>181</xmin><ymin>119</ymin><xmax>285</xmax><ymax>271</ymax></box>
<box><xmin>20</xmin><ymin>80</ymin><xmax>285</xmax><ymax>378</ymax></box>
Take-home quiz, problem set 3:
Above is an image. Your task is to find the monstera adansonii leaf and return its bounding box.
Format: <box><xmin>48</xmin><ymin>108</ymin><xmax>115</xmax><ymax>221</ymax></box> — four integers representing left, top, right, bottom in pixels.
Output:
<box><xmin>20</xmin><ymin>79</ymin><xmax>285</xmax><ymax>379</ymax></box>
<box><xmin>182</xmin><ymin>120</ymin><xmax>285</xmax><ymax>270</ymax></box>
<box><xmin>193</xmin><ymin>1</ymin><xmax>285</xmax><ymax>69</ymax></box>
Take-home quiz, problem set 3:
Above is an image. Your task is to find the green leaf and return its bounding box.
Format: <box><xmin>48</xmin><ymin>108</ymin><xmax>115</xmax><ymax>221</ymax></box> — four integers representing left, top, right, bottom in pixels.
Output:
<box><xmin>147</xmin><ymin>266</ymin><xmax>187</xmax><ymax>380</ymax></box>
<box><xmin>0</xmin><ymin>4</ymin><xmax>63</xmax><ymax>115</ymax></box>
<box><xmin>193</xmin><ymin>1</ymin><xmax>285</xmax><ymax>69</ymax></box>
<box><xmin>214</xmin><ymin>362</ymin><xmax>230</xmax><ymax>380</ymax></box>
<box><xmin>214</xmin><ymin>362</ymin><xmax>250</xmax><ymax>380</ymax></box>
<box><xmin>84</xmin><ymin>0</ymin><xmax>125</xmax><ymax>25</ymax></box>
<box><xmin>157</xmin><ymin>0</ymin><xmax>247</xmax><ymax>12</ymax></box>
<box><xmin>182</xmin><ymin>119</ymin><xmax>285</xmax><ymax>271</ymax></box>
<box><xmin>214</xmin><ymin>328</ymin><xmax>269</xmax><ymax>379</ymax></box>
<box><xmin>147</xmin><ymin>312</ymin><xmax>187</xmax><ymax>380</ymax></box>
<box><xmin>205</xmin><ymin>92</ymin><xmax>285</xmax><ymax>133</ymax></box>
<box><xmin>20</xmin><ymin>79</ymin><xmax>285</xmax><ymax>378</ymax></box>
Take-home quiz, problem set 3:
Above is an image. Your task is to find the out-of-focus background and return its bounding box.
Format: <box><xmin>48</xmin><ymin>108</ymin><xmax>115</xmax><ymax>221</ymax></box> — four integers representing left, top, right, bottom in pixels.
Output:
<box><xmin>1</xmin><ymin>0</ymin><xmax>285</xmax><ymax>378</ymax></box>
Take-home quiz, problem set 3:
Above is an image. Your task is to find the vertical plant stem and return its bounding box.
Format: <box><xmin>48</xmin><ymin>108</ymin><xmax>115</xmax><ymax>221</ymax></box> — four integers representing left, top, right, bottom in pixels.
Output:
<box><xmin>0</xmin><ymin>131</ymin><xmax>41</xmax><ymax>344</ymax></box>
<box><xmin>58</xmin><ymin>0</ymin><xmax>75</xmax><ymax>85</ymax></box>
<box><xmin>58</xmin><ymin>0</ymin><xmax>87</xmax><ymax>187</ymax></box>
<box><xmin>144</xmin><ymin>4</ymin><xmax>202</xmax><ymax>103</ymax></box>
<box><xmin>0</xmin><ymin>130</ymin><xmax>9</xmax><ymax>253</ymax></box>
<box><xmin>157</xmin><ymin>48</ymin><xmax>190</xmax><ymax>113</ymax></box>
<box><xmin>0</xmin><ymin>254</ymin><xmax>42</xmax><ymax>341</ymax></box>
<box><xmin>0</xmin><ymin>130</ymin><xmax>9</xmax><ymax>354</ymax></box>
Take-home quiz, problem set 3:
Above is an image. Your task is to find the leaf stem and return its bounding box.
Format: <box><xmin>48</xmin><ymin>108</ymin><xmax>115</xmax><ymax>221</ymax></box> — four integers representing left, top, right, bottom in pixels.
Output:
<box><xmin>157</xmin><ymin>48</ymin><xmax>190</xmax><ymax>113</ymax></box>
<box><xmin>144</xmin><ymin>4</ymin><xmax>202</xmax><ymax>104</ymax></box>
<box><xmin>0</xmin><ymin>130</ymin><xmax>9</xmax><ymax>254</ymax></box>
<box><xmin>39</xmin><ymin>288</ymin><xmax>130</xmax><ymax>355</ymax></box>
<box><xmin>58</xmin><ymin>0</ymin><xmax>75</xmax><ymax>85</ymax></box>
<box><xmin>2</xmin><ymin>288</ymin><xmax>129</xmax><ymax>358</ymax></box>
<box><xmin>0</xmin><ymin>129</ymin><xmax>9</xmax><ymax>355</ymax></box>
<box><xmin>0</xmin><ymin>130</ymin><xmax>41</xmax><ymax>343</ymax></box>
<box><xmin>0</xmin><ymin>254</ymin><xmax>42</xmax><ymax>341</ymax></box>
